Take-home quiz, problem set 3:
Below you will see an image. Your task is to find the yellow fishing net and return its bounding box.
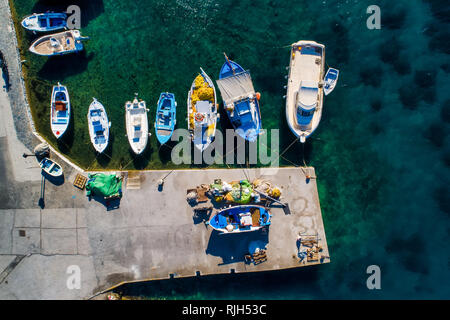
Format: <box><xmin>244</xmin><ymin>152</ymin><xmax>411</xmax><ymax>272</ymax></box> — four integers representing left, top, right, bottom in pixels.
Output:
<box><xmin>197</xmin><ymin>87</ymin><xmax>214</xmax><ymax>101</ymax></box>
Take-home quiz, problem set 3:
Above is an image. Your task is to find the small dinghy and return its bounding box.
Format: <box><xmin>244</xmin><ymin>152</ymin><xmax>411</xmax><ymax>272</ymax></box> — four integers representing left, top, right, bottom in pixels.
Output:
<box><xmin>323</xmin><ymin>68</ymin><xmax>339</xmax><ymax>96</ymax></box>
<box><xmin>155</xmin><ymin>92</ymin><xmax>176</xmax><ymax>145</ymax></box>
<box><xmin>187</xmin><ymin>68</ymin><xmax>218</xmax><ymax>152</ymax></box>
<box><xmin>21</xmin><ymin>12</ymin><xmax>67</xmax><ymax>32</ymax></box>
<box><xmin>125</xmin><ymin>96</ymin><xmax>150</xmax><ymax>155</ymax></box>
<box><xmin>87</xmin><ymin>98</ymin><xmax>110</xmax><ymax>153</ymax></box>
<box><xmin>29</xmin><ymin>30</ymin><xmax>89</xmax><ymax>56</ymax></box>
<box><xmin>285</xmin><ymin>40</ymin><xmax>325</xmax><ymax>143</ymax></box>
<box><xmin>39</xmin><ymin>157</ymin><xmax>63</xmax><ymax>177</ymax></box>
<box><xmin>50</xmin><ymin>82</ymin><xmax>70</xmax><ymax>139</ymax></box>
<box><xmin>217</xmin><ymin>53</ymin><xmax>262</xmax><ymax>142</ymax></box>
<box><xmin>208</xmin><ymin>205</ymin><xmax>272</xmax><ymax>234</ymax></box>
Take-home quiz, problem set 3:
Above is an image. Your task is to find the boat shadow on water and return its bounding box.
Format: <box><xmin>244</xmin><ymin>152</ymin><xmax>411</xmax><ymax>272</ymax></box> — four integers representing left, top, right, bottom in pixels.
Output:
<box><xmin>157</xmin><ymin>141</ymin><xmax>177</xmax><ymax>165</ymax></box>
<box><xmin>55</xmin><ymin>114</ymin><xmax>75</xmax><ymax>153</ymax></box>
<box><xmin>31</xmin><ymin>0</ymin><xmax>105</xmax><ymax>29</ymax></box>
<box><xmin>205</xmin><ymin>228</ymin><xmax>269</xmax><ymax>266</ymax></box>
<box><xmin>96</xmin><ymin>133</ymin><xmax>114</xmax><ymax>168</ymax></box>
<box><xmin>129</xmin><ymin>144</ymin><xmax>153</xmax><ymax>170</ymax></box>
<box><xmin>37</xmin><ymin>51</ymin><xmax>94</xmax><ymax>81</ymax></box>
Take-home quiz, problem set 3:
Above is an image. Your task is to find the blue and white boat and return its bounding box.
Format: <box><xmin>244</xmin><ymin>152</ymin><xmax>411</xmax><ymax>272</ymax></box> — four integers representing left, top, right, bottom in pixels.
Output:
<box><xmin>323</xmin><ymin>68</ymin><xmax>339</xmax><ymax>96</ymax></box>
<box><xmin>21</xmin><ymin>12</ymin><xmax>67</xmax><ymax>32</ymax></box>
<box><xmin>39</xmin><ymin>157</ymin><xmax>63</xmax><ymax>177</ymax></box>
<box><xmin>208</xmin><ymin>205</ymin><xmax>272</xmax><ymax>234</ymax></box>
<box><xmin>50</xmin><ymin>82</ymin><xmax>70</xmax><ymax>139</ymax></box>
<box><xmin>285</xmin><ymin>41</ymin><xmax>326</xmax><ymax>143</ymax></box>
<box><xmin>87</xmin><ymin>98</ymin><xmax>110</xmax><ymax>153</ymax></box>
<box><xmin>155</xmin><ymin>92</ymin><xmax>177</xmax><ymax>145</ymax></box>
<box><xmin>216</xmin><ymin>53</ymin><xmax>262</xmax><ymax>142</ymax></box>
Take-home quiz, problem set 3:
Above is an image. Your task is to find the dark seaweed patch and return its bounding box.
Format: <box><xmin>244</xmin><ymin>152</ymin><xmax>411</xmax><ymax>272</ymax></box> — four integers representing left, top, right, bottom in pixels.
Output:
<box><xmin>414</xmin><ymin>70</ymin><xmax>436</xmax><ymax>89</ymax></box>
<box><xmin>441</xmin><ymin>63</ymin><xmax>450</xmax><ymax>73</ymax></box>
<box><xmin>440</xmin><ymin>99</ymin><xmax>450</xmax><ymax>123</ymax></box>
<box><xmin>385</xmin><ymin>233</ymin><xmax>429</xmax><ymax>274</ymax></box>
<box><xmin>360</xmin><ymin>66</ymin><xmax>382</xmax><ymax>87</ymax></box>
<box><xmin>381</xmin><ymin>8</ymin><xmax>407</xmax><ymax>30</ymax></box>
<box><xmin>423</xmin><ymin>0</ymin><xmax>450</xmax><ymax>24</ymax></box>
<box><xmin>379</xmin><ymin>38</ymin><xmax>410</xmax><ymax>75</ymax></box>
<box><xmin>398</xmin><ymin>86</ymin><xmax>418</xmax><ymax>110</ymax></box>
<box><xmin>423</xmin><ymin>122</ymin><xmax>446</xmax><ymax>148</ymax></box>
<box><xmin>424</xmin><ymin>22</ymin><xmax>450</xmax><ymax>55</ymax></box>
<box><xmin>371</xmin><ymin>99</ymin><xmax>382</xmax><ymax>112</ymax></box>
<box><xmin>433</xmin><ymin>186</ymin><xmax>450</xmax><ymax>215</ymax></box>
<box><xmin>442</xmin><ymin>152</ymin><xmax>450</xmax><ymax>168</ymax></box>
<box><xmin>369</xmin><ymin>122</ymin><xmax>383</xmax><ymax>135</ymax></box>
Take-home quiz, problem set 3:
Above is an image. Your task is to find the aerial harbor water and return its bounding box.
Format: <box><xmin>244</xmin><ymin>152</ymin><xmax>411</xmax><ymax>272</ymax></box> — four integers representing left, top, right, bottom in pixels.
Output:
<box><xmin>2</xmin><ymin>0</ymin><xmax>449</xmax><ymax>300</ymax></box>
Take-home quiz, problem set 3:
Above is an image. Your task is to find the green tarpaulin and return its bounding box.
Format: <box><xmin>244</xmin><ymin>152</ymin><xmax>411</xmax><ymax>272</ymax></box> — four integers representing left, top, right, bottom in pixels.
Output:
<box><xmin>86</xmin><ymin>173</ymin><xmax>122</xmax><ymax>198</ymax></box>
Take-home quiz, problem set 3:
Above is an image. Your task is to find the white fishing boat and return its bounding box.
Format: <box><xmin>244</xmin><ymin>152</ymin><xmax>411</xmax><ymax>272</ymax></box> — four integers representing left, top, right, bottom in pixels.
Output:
<box><xmin>187</xmin><ymin>68</ymin><xmax>218</xmax><ymax>152</ymax></box>
<box><xmin>29</xmin><ymin>30</ymin><xmax>88</xmax><ymax>56</ymax></box>
<box><xmin>39</xmin><ymin>157</ymin><xmax>63</xmax><ymax>177</ymax></box>
<box><xmin>125</xmin><ymin>96</ymin><xmax>150</xmax><ymax>155</ymax></box>
<box><xmin>323</xmin><ymin>67</ymin><xmax>339</xmax><ymax>96</ymax></box>
<box><xmin>50</xmin><ymin>82</ymin><xmax>70</xmax><ymax>139</ymax></box>
<box><xmin>87</xmin><ymin>98</ymin><xmax>110</xmax><ymax>153</ymax></box>
<box><xmin>285</xmin><ymin>40</ymin><xmax>325</xmax><ymax>143</ymax></box>
<box><xmin>21</xmin><ymin>12</ymin><xmax>67</xmax><ymax>32</ymax></box>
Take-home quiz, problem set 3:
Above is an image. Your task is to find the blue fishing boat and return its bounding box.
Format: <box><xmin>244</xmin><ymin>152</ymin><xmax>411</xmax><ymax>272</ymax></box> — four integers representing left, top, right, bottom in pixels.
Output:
<box><xmin>155</xmin><ymin>92</ymin><xmax>177</xmax><ymax>145</ymax></box>
<box><xmin>208</xmin><ymin>205</ymin><xmax>271</xmax><ymax>234</ymax></box>
<box><xmin>21</xmin><ymin>12</ymin><xmax>67</xmax><ymax>32</ymax></box>
<box><xmin>216</xmin><ymin>53</ymin><xmax>262</xmax><ymax>142</ymax></box>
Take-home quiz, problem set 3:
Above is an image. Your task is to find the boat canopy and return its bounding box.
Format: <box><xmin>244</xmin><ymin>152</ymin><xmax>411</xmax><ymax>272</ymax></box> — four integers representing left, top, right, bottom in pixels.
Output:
<box><xmin>297</xmin><ymin>80</ymin><xmax>319</xmax><ymax>110</ymax></box>
<box><xmin>216</xmin><ymin>71</ymin><xmax>255</xmax><ymax>104</ymax></box>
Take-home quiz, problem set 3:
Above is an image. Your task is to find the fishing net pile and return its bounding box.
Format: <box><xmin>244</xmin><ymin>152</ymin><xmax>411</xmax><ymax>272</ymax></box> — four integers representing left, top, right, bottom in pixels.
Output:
<box><xmin>210</xmin><ymin>179</ymin><xmax>253</xmax><ymax>204</ymax></box>
<box><xmin>210</xmin><ymin>178</ymin><xmax>282</xmax><ymax>204</ymax></box>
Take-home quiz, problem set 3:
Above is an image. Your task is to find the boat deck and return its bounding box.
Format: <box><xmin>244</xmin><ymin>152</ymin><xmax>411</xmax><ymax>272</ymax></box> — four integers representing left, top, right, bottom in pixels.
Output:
<box><xmin>32</xmin><ymin>32</ymin><xmax>75</xmax><ymax>55</ymax></box>
<box><xmin>286</xmin><ymin>42</ymin><xmax>325</xmax><ymax>136</ymax></box>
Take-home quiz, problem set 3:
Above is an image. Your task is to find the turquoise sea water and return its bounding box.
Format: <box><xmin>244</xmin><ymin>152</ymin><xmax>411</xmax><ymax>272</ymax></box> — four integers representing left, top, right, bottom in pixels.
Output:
<box><xmin>11</xmin><ymin>0</ymin><xmax>450</xmax><ymax>299</ymax></box>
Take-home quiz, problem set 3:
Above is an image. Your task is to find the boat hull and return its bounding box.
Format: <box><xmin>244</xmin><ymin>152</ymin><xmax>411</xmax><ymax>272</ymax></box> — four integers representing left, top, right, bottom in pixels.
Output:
<box><xmin>155</xmin><ymin>93</ymin><xmax>176</xmax><ymax>145</ymax></box>
<box><xmin>187</xmin><ymin>68</ymin><xmax>218</xmax><ymax>152</ymax></box>
<box><xmin>87</xmin><ymin>98</ymin><xmax>110</xmax><ymax>153</ymax></box>
<box><xmin>208</xmin><ymin>205</ymin><xmax>271</xmax><ymax>234</ymax></box>
<box><xmin>125</xmin><ymin>98</ymin><xmax>149</xmax><ymax>155</ymax></box>
<box><xmin>50</xmin><ymin>83</ymin><xmax>70</xmax><ymax>139</ymax></box>
<box><xmin>21</xmin><ymin>13</ymin><xmax>67</xmax><ymax>32</ymax></box>
<box><xmin>285</xmin><ymin>40</ymin><xmax>325</xmax><ymax>143</ymax></box>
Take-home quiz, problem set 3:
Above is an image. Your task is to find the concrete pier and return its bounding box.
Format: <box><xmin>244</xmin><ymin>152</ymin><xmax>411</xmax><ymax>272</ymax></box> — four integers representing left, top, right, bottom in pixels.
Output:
<box><xmin>88</xmin><ymin>167</ymin><xmax>329</xmax><ymax>293</ymax></box>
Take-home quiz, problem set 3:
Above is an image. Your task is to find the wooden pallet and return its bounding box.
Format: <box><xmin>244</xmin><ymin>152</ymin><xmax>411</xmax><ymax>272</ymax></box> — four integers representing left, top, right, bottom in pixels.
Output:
<box><xmin>73</xmin><ymin>173</ymin><xmax>87</xmax><ymax>190</ymax></box>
